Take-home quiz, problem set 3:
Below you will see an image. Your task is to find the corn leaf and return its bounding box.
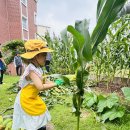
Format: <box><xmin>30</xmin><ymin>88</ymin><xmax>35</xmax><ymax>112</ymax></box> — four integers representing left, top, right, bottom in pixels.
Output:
<box><xmin>96</xmin><ymin>0</ymin><xmax>107</xmax><ymax>20</ymax></box>
<box><xmin>76</xmin><ymin>67</ymin><xmax>83</xmax><ymax>89</ymax></box>
<box><xmin>67</xmin><ymin>25</ymin><xmax>84</xmax><ymax>55</ymax></box>
<box><xmin>91</xmin><ymin>0</ymin><xmax>127</xmax><ymax>54</ymax></box>
<box><xmin>75</xmin><ymin>19</ymin><xmax>92</xmax><ymax>61</ymax></box>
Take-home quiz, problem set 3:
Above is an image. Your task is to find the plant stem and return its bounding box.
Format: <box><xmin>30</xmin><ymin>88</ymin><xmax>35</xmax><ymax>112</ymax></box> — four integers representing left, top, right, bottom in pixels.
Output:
<box><xmin>77</xmin><ymin>94</ymin><xmax>81</xmax><ymax>130</ymax></box>
<box><xmin>77</xmin><ymin>114</ymin><xmax>80</xmax><ymax>130</ymax></box>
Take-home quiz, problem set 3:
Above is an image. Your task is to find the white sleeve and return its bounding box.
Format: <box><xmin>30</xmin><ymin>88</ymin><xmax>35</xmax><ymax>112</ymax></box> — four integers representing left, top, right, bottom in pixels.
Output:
<box><xmin>19</xmin><ymin>64</ymin><xmax>43</xmax><ymax>88</ymax></box>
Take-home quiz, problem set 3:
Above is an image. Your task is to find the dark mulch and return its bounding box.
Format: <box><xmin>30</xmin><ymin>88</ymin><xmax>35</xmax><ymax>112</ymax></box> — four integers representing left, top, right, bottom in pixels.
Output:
<box><xmin>92</xmin><ymin>77</ymin><xmax>130</xmax><ymax>97</ymax></box>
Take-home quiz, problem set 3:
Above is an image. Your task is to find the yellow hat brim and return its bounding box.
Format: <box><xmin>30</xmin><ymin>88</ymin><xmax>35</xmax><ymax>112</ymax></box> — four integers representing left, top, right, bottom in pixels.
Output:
<box><xmin>21</xmin><ymin>48</ymin><xmax>53</xmax><ymax>59</ymax></box>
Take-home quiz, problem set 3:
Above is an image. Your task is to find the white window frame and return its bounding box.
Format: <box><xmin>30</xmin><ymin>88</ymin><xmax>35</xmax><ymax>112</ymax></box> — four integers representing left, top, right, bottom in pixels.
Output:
<box><xmin>21</xmin><ymin>0</ymin><xmax>27</xmax><ymax>6</ymax></box>
<box><xmin>22</xmin><ymin>15</ymin><xmax>28</xmax><ymax>31</ymax></box>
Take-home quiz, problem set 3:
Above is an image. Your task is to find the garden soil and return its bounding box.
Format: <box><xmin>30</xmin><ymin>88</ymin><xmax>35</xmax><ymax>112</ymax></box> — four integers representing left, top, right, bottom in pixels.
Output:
<box><xmin>93</xmin><ymin>77</ymin><xmax>130</xmax><ymax>97</ymax></box>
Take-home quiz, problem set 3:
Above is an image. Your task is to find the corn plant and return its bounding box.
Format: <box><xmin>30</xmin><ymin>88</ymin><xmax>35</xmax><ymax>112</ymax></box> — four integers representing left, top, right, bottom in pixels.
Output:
<box><xmin>65</xmin><ymin>0</ymin><xmax>127</xmax><ymax>130</ymax></box>
<box><xmin>93</xmin><ymin>14</ymin><xmax>130</xmax><ymax>88</ymax></box>
<box><xmin>67</xmin><ymin>19</ymin><xmax>92</xmax><ymax>130</ymax></box>
<box><xmin>44</xmin><ymin>32</ymin><xmax>75</xmax><ymax>74</ymax></box>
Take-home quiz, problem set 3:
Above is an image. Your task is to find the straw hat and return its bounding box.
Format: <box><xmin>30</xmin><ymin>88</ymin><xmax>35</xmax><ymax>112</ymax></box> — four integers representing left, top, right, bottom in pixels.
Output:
<box><xmin>21</xmin><ymin>39</ymin><xmax>53</xmax><ymax>59</ymax></box>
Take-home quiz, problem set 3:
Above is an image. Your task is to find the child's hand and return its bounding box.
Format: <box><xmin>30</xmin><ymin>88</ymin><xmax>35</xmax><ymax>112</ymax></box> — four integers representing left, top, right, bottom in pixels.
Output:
<box><xmin>54</xmin><ymin>79</ymin><xmax>64</xmax><ymax>86</ymax></box>
<box><xmin>45</xmin><ymin>81</ymin><xmax>54</xmax><ymax>84</ymax></box>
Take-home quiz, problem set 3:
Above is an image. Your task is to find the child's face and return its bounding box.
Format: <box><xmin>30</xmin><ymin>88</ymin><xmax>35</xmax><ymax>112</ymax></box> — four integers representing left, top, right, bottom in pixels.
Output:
<box><xmin>36</xmin><ymin>53</ymin><xmax>47</xmax><ymax>66</ymax></box>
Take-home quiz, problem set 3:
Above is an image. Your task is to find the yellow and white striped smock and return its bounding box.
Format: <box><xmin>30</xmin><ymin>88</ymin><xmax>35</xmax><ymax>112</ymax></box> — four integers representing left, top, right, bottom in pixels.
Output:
<box><xmin>12</xmin><ymin>63</ymin><xmax>51</xmax><ymax>130</ymax></box>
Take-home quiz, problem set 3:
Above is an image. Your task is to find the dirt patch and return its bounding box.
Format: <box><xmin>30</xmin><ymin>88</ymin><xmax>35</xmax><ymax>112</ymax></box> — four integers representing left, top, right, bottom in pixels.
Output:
<box><xmin>92</xmin><ymin>77</ymin><xmax>130</xmax><ymax>97</ymax></box>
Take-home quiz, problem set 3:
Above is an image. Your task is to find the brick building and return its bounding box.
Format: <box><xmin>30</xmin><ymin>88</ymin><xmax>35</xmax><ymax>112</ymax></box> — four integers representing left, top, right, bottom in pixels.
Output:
<box><xmin>0</xmin><ymin>0</ymin><xmax>37</xmax><ymax>44</ymax></box>
<box><xmin>0</xmin><ymin>0</ymin><xmax>37</xmax><ymax>75</ymax></box>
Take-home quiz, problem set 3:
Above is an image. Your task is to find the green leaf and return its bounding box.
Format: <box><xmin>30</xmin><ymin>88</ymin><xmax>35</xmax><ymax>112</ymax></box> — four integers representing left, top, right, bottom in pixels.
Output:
<box><xmin>91</xmin><ymin>0</ymin><xmax>127</xmax><ymax>54</ymax></box>
<box><xmin>76</xmin><ymin>67</ymin><xmax>83</xmax><ymax>89</ymax></box>
<box><xmin>107</xmin><ymin>93</ymin><xmax>119</xmax><ymax>107</ymax></box>
<box><xmin>97</xmin><ymin>0</ymin><xmax>107</xmax><ymax>20</ymax></box>
<box><xmin>0</xmin><ymin>116</ymin><xmax>3</xmax><ymax>124</ymax></box>
<box><xmin>72</xmin><ymin>93</ymin><xmax>81</xmax><ymax>116</ymax></box>
<box><xmin>97</xmin><ymin>95</ymin><xmax>106</xmax><ymax>112</ymax></box>
<box><xmin>84</xmin><ymin>92</ymin><xmax>97</xmax><ymax>108</ymax></box>
<box><xmin>6</xmin><ymin>120</ymin><xmax>12</xmax><ymax>129</ymax></box>
<box><xmin>113</xmin><ymin>22</ymin><xmax>128</xmax><ymax>37</ymax></box>
<box><xmin>122</xmin><ymin>87</ymin><xmax>130</xmax><ymax>101</ymax></box>
<box><xmin>67</xmin><ymin>25</ymin><xmax>85</xmax><ymax>54</ymax></box>
<box><xmin>64</xmin><ymin>74</ymin><xmax>76</xmax><ymax>81</ymax></box>
<box><xmin>2</xmin><ymin>118</ymin><xmax>12</xmax><ymax>127</ymax></box>
<box><xmin>97</xmin><ymin>93</ymin><xmax>119</xmax><ymax>112</ymax></box>
<box><xmin>74</xmin><ymin>20</ymin><xmax>92</xmax><ymax>61</ymax></box>
<box><xmin>83</xmin><ymin>70</ymin><xmax>89</xmax><ymax>81</ymax></box>
<box><xmin>101</xmin><ymin>106</ymin><xmax>125</xmax><ymax>122</ymax></box>
<box><xmin>73</xmin><ymin>93</ymin><xmax>78</xmax><ymax>109</ymax></box>
<box><xmin>75</xmin><ymin>20</ymin><xmax>92</xmax><ymax>61</ymax></box>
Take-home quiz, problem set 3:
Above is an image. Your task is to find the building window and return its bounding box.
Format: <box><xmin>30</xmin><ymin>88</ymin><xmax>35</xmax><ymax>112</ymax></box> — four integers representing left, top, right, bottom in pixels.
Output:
<box><xmin>34</xmin><ymin>12</ymin><xmax>37</xmax><ymax>25</ymax></box>
<box><xmin>21</xmin><ymin>0</ymin><xmax>27</xmax><ymax>6</ymax></box>
<box><xmin>22</xmin><ymin>16</ymin><xmax>28</xmax><ymax>30</ymax></box>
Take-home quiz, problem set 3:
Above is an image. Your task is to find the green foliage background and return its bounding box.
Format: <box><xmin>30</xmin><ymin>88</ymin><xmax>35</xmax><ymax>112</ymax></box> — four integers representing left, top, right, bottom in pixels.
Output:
<box><xmin>2</xmin><ymin>40</ymin><xmax>24</xmax><ymax>64</ymax></box>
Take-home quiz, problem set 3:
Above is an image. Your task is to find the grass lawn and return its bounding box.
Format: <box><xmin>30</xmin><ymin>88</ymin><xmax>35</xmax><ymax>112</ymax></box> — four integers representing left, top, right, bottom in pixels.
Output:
<box><xmin>0</xmin><ymin>75</ymin><xmax>130</xmax><ymax>130</ymax></box>
<box><xmin>0</xmin><ymin>75</ymin><xmax>19</xmax><ymax>115</ymax></box>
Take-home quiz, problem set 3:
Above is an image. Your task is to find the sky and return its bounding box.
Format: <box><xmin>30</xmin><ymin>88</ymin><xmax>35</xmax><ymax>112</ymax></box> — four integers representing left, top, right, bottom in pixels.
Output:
<box><xmin>37</xmin><ymin>0</ymin><xmax>98</xmax><ymax>36</ymax></box>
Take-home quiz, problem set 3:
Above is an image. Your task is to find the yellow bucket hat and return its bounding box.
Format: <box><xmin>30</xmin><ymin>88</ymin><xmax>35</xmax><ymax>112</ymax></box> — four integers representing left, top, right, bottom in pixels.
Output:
<box><xmin>21</xmin><ymin>39</ymin><xmax>53</xmax><ymax>59</ymax></box>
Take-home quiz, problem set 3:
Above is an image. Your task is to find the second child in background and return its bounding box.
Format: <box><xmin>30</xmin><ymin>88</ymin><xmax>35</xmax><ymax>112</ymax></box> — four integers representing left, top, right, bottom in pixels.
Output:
<box><xmin>0</xmin><ymin>51</ymin><xmax>7</xmax><ymax>84</ymax></box>
<box><xmin>14</xmin><ymin>52</ymin><xmax>23</xmax><ymax>76</ymax></box>
<box><xmin>45</xmin><ymin>52</ymin><xmax>51</xmax><ymax>72</ymax></box>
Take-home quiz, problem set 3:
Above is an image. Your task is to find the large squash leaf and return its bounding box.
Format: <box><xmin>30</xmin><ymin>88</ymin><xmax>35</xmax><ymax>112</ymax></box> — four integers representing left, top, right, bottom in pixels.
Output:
<box><xmin>122</xmin><ymin>87</ymin><xmax>130</xmax><ymax>101</ymax></box>
<box><xmin>84</xmin><ymin>92</ymin><xmax>97</xmax><ymax>108</ymax></box>
<box><xmin>101</xmin><ymin>106</ymin><xmax>125</xmax><ymax>122</ymax></box>
<box><xmin>97</xmin><ymin>93</ymin><xmax>119</xmax><ymax>113</ymax></box>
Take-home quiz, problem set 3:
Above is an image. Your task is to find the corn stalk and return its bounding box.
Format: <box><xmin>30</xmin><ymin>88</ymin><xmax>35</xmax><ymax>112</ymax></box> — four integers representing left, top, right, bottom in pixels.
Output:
<box><xmin>66</xmin><ymin>0</ymin><xmax>127</xmax><ymax>130</ymax></box>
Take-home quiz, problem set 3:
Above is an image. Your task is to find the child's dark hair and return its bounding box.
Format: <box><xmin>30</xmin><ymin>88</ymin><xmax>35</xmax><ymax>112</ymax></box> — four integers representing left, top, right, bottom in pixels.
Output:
<box><xmin>22</xmin><ymin>58</ymin><xmax>33</xmax><ymax>65</ymax></box>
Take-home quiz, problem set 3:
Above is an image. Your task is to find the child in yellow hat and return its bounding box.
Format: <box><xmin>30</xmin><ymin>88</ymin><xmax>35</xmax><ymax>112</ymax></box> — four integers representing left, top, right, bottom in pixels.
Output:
<box><xmin>12</xmin><ymin>39</ymin><xmax>64</xmax><ymax>130</ymax></box>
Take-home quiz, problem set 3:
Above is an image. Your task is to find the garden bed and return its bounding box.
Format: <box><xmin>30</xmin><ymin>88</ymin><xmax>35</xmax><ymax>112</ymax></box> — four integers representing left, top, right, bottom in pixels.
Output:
<box><xmin>93</xmin><ymin>77</ymin><xmax>130</xmax><ymax>98</ymax></box>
